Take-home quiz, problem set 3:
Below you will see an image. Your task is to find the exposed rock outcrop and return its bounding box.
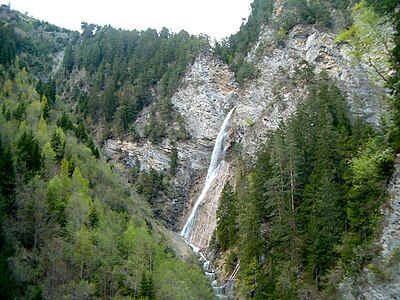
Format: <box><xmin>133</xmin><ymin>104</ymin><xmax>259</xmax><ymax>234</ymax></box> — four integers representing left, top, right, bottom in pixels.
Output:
<box><xmin>238</xmin><ymin>24</ymin><xmax>385</xmax><ymax>156</ymax></box>
<box><xmin>104</xmin><ymin>56</ymin><xmax>237</xmax><ymax>231</ymax></box>
<box><xmin>105</xmin><ymin>24</ymin><xmax>386</xmax><ymax>246</ymax></box>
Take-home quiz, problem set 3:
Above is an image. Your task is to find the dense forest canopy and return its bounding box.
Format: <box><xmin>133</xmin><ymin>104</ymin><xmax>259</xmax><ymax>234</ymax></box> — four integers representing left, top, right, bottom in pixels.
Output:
<box><xmin>0</xmin><ymin>0</ymin><xmax>399</xmax><ymax>299</ymax></box>
<box><xmin>60</xmin><ymin>24</ymin><xmax>209</xmax><ymax>141</ymax></box>
<box><xmin>0</xmin><ymin>59</ymin><xmax>214</xmax><ymax>299</ymax></box>
<box><xmin>0</xmin><ymin>6</ymin><xmax>215</xmax><ymax>300</ymax></box>
<box><xmin>210</xmin><ymin>0</ymin><xmax>400</xmax><ymax>298</ymax></box>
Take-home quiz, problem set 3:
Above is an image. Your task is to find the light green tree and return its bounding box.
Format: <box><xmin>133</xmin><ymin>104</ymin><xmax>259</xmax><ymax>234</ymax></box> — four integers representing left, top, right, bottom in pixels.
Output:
<box><xmin>335</xmin><ymin>0</ymin><xmax>395</xmax><ymax>88</ymax></box>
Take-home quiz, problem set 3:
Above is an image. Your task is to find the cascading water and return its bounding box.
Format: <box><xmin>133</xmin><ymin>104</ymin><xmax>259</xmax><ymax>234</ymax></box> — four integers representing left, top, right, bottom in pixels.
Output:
<box><xmin>180</xmin><ymin>107</ymin><xmax>236</xmax><ymax>240</ymax></box>
<box><xmin>180</xmin><ymin>107</ymin><xmax>236</xmax><ymax>299</ymax></box>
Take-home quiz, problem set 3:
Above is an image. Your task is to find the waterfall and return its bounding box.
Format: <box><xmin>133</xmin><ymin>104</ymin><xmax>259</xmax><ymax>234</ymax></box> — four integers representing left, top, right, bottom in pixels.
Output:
<box><xmin>180</xmin><ymin>107</ymin><xmax>236</xmax><ymax>240</ymax></box>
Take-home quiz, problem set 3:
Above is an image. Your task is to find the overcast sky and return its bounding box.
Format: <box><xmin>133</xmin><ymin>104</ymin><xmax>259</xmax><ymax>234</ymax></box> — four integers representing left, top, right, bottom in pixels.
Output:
<box><xmin>1</xmin><ymin>0</ymin><xmax>252</xmax><ymax>40</ymax></box>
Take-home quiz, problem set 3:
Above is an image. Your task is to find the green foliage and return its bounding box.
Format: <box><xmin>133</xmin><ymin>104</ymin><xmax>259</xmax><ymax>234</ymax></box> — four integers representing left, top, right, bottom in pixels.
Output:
<box><xmin>277</xmin><ymin>0</ymin><xmax>336</xmax><ymax>30</ymax></box>
<box><xmin>216</xmin><ymin>182</ymin><xmax>238</xmax><ymax>250</ymax></box>
<box><xmin>0</xmin><ymin>225</ymin><xmax>16</xmax><ymax>300</ymax></box>
<box><xmin>139</xmin><ymin>273</ymin><xmax>155</xmax><ymax>299</ymax></box>
<box><xmin>335</xmin><ymin>0</ymin><xmax>394</xmax><ymax>85</ymax></box>
<box><xmin>63</xmin><ymin>44</ymin><xmax>74</xmax><ymax>73</ymax></box>
<box><xmin>0</xmin><ymin>136</ymin><xmax>16</xmax><ymax>213</ymax></box>
<box><xmin>46</xmin><ymin>175</ymin><xmax>67</xmax><ymax>227</ymax></box>
<box><xmin>236</xmin><ymin>60</ymin><xmax>259</xmax><ymax>84</ymax></box>
<box><xmin>154</xmin><ymin>260</ymin><xmax>214</xmax><ymax>300</ymax></box>
<box><xmin>0</xmin><ymin>23</ymin><xmax>17</xmax><ymax>65</ymax></box>
<box><xmin>143</xmin><ymin>110</ymin><xmax>167</xmax><ymax>144</ymax></box>
<box><xmin>170</xmin><ymin>145</ymin><xmax>178</xmax><ymax>176</ymax></box>
<box><xmin>15</xmin><ymin>130</ymin><xmax>43</xmax><ymax>182</ymax></box>
<box><xmin>214</xmin><ymin>0</ymin><xmax>273</xmax><ymax>80</ymax></box>
<box><xmin>57</xmin><ymin>111</ymin><xmax>73</xmax><ymax>131</ymax></box>
<box><xmin>2</xmin><ymin>79</ymin><xmax>12</xmax><ymax>96</ymax></box>
<box><xmin>0</xmin><ymin>64</ymin><xmax>210</xmax><ymax>299</ymax></box>
<box><xmin>137</xmin><ymin>168</ymin><xmax>165</xmax><ymax>207</ymax></box>
<box><xmin>346</xmin><ymin>140</ymin><xmax>394</xmax><ymax>242</ymax></box>
<box><xmin>143</xmin><ymin>97</ymin><xmax>189</xmax><ymax>144</ymax></box>
<box><xmin>384</xmin><ymin>1</ymin><xmax>400</xmax><ymax>151</ymax></box>
<box><xmin>64</xmin><ymin>25</ymin><xmax>208</xmax><ymax>135</ymax></box>
<box><xmin>36</xmin><ymin>79</ymin><xmax>56</xmax><ymax>105</ymax></box>
<box><xmin>131</xmin><ymin>157</ymin><xmax>141</xmax><ymax>183</ymax></box>
<box><xmin>216</xmin><ymin>74</ymin><xmax>394</xmax><ymax>297</ymax></box>
<box><xmin>50</xmin><ymin>128</ymin><xmax>65</xmax><ymax>163</ymax></box>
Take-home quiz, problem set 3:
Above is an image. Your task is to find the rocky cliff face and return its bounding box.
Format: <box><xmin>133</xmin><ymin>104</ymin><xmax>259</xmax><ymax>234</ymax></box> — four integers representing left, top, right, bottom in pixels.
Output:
<box><xmin>104</xmin><ymin>55</ymin><xmax>237</xmax><ymax>231</ymax></box>
<box><xmin>105</xmin><ymin>24</ymin><xmax>386</xmax><ymax>249</ymax></box>
<box><xmin>238</xmin><ymin>24</ymin><xmax>385</xmax><ymax>156</ymax></box>
<box><xmin>340</xmin><ymin>155</ymin><xmax>400</xmax><ymax>299</ymax></box>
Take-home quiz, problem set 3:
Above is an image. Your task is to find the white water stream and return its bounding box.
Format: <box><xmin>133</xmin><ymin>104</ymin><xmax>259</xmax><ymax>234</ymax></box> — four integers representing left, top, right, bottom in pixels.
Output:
<box><xmin>180</xmin><ymin>107</ymin><xmax>236</xmax><ymax>299</ymax></box>
<box><xmin>181</xmin><ymin>107</ymin><xmax>236</xmax><ymax>239</ymax></box>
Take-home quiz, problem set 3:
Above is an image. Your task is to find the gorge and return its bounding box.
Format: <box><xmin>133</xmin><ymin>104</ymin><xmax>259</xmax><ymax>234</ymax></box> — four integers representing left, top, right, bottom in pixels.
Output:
<box><xmin>0</xmin><ymin>0</ymin><xmax>399</xmax><ymax>299</ymax></box>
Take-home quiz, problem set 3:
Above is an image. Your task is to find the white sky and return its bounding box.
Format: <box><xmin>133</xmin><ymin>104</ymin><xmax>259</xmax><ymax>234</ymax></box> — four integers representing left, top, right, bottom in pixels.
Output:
<box><xmin>1</xmin><ymin>0</ymin><xmax>252</xmax><ymax>40</ymax></box>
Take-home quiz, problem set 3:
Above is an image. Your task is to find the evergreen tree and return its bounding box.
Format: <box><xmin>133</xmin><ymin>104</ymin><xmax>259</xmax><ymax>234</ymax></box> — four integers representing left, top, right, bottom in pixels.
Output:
<box><xmin>75</xmin><ymin>119</ymin><xmax>88</xmax><ymax>142</ymax></box>
<box><xmin>41</xmin><ymin>96</ymin><xmax>50</xmax><ymax>120</ymax></box>
<box><xmin>50</xmin><ymin>129</ymin><xmax>65</xmax><ymax>164</ymax></box>
<box><xmin>57</xmin><ymin>111</ymin><xmax>73</xmax><ymax>131</ymax></box>
<box><xmin>132</xmin><ymin>158</ymin><xmax>141</xmax><ymax>183</ymax></box>
<box><xmin>169</xmin><ymin>146</ymin><xmax>178</xmax><ymax>176</ymax></box>
<box><xmin>16</xmin><ymin>130</ymin><xmax>43</xmax><ymax>182</ymax></box>
<box><xmin>0</xmin><ymin>137</ymin><xmax>16</xmax><ymax>213</ymax></box>
<box><xmin>0</xmin><ymin>23</ymin><xmax>17</xmax><ymax>65</ymax></box>
<box><xmin>216</xmin><ymin>182</ymin><xmax>238</xmax><ymax>250</ymax></box>
<box><xmin>63</xmin><ymin>44</ymin><xmax>74</xmax><ymax>73</ymax></box>
<box><xmin>139</xmin><ymin>272</ymin><xmax>155</xmax><ymax>299</ymax></box>
<box><xmin>86</xmin><ymin>137</ymin><xmax>100</xmax><ymax>159</ymax></box>
<box><xmin>0</xmin><ymin>222</ymin><xmax>16</xmax><ymax>300</ymax></box>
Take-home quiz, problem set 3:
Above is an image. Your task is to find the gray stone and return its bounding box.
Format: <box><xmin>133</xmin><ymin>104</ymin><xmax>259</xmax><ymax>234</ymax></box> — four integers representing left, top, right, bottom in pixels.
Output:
<box><xmin>104</xmin><ymin>24</ymin><xmax>386</xmax><ymax>242</ymax></box>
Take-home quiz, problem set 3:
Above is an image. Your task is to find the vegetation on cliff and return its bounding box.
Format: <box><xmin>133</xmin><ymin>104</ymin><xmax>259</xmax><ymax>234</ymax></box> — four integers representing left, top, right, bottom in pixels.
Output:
<box><xmin>0</xmin><ymin>0</ymin><xmax>399</xmax><ymax>299</ymax></box>
<box><xmin>212</xmin><ymin>0</ymin><xmax>400</xmax><ymax>298</ymax></box>
<box><xmin>0</xmin><ymin>52</ymin><xmax>212</xmax><ymax>300</ymax></box>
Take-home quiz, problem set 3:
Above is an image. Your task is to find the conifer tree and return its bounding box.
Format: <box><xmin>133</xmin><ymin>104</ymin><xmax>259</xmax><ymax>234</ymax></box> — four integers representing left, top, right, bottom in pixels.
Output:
<box><xmin>139</xmin><ymin>272</ymin><xmax>155</xmax><ymax>299</ymax></box>
<box><xmin>0</xmin><ymin>137</ymin><xmax>16</xmax><ymax>212</ymax></box>
<box><xmin>16</xmin><ymin>130</ymin><xmax>43</xmax><ymax>182</ymax></box>
<box><xmin>50</xmin><ymin>129</ymin><xmax>65</xmax><ymax>164</ymax></box>
<box><xmin>169</xmin><ymin>146</ymin><xmax>178</xmax><ymax>176</ymax></box>
<box><xmin>216</xmin><ymin>182</ymin><xmax>238</xmax><ymax>250</ymax></box>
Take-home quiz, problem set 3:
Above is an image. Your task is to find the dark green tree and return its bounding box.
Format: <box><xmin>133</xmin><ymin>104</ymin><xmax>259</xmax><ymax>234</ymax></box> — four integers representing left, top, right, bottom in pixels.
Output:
<box><xmin>137</xmin><ymin>168</ymin><xmax>164</xmax><ymax>206</ymax></box>
<box><xmin>0</xmin><ymin>223</ymin><xmax>17</xmax><ymax>300</ymax></box>
<box><xmin>169</xmin><ymin>146</ymin><xmax>178</xmax><ymax>176</ymax></box>
<box><xmin>86</xmin><ymin>137</ymin><xmax>100</xmax><ymax>159</ymax></box>
<box><xmin>0</xmin><ymin>23</ymin><xmax>17</xmax><ymax>65</ymax></box>
<box><xmin>75</xmin><ymin>119</ymin><xmax>88</xmax><ymax>142</ymax></box>
<box><xmin>216</xmin><ymin>182</ymin><xmax>238</xmax><ymax>250</ymax></box>
<box><xmin>63</xmin><ymin>44</ymin><xmax>74</xmax><ymax>73</ymax></box>
<box><xmin>16</xmin><ymin>130</ymin><xmax>43</xmax><ymax>182</ymax></box>
<box><xmin>50</xmin><ymin>130</ymin><xmax>65</xmax><ymax>164</ymax></box>
<box><xmin>57</xmin><ymin>111</ymin><xmax>73</xmax><ymax>131</ymax></box>
<box><xmin>0</xmin><ymin>137</ymin><xmax>16</xmax><ymax>213</ymax></box>
<box><xmin>139</xmin><ymin>272</ymin><xmax>155</xmax><ymax>299</ymax></box>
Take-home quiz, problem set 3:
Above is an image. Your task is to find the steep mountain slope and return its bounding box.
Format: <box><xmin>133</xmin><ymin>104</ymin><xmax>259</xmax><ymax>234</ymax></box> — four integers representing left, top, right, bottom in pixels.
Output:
<box><xmin>1</xmin><ymin>0</ymin><xmax>399</xmax><ymax>299</ymax></box>
<box><xmin>107</xmin><ymin>22</ymin><xmax>385</xmax><ymax>236</ymax></box>
<box><xmin>0</xmin><ymin>4</ymin><xmax>73</xmax><ymax>79</ymax></box>
<box><xmin>340</xmin><ymin>154</ymin><xmax>400</xmax><ymax>299</ymax></box>
<box><xmin>0</xmin><ymin>6</ymin><xmax>214</xmax><ymax>300</ymax></box>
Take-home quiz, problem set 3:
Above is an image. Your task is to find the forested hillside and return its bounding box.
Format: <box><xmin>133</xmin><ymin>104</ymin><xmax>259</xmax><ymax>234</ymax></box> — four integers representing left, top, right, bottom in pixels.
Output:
<box><xmin>0</xmin><ymin>0</ymin><xmax>399</xmax><ymax>299</ymax></box>
<box><xmin>59</xmin><ymin>23</ymin><xmax>209</xmax><ymax>140</ymax></box>
<box><xmin>210</xmin><ymin>0</ymin><xmax>400</xmax><ymax>298</ymax></box>
<box><xmin>0</xmin><ymin>60</ymin><xmax>213</xmax><ymax>299</ymax></box>
<box><xmin>0</xmin><ymin>7</ymin><xmax>213</xmax><ymax>299</ymax></box>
